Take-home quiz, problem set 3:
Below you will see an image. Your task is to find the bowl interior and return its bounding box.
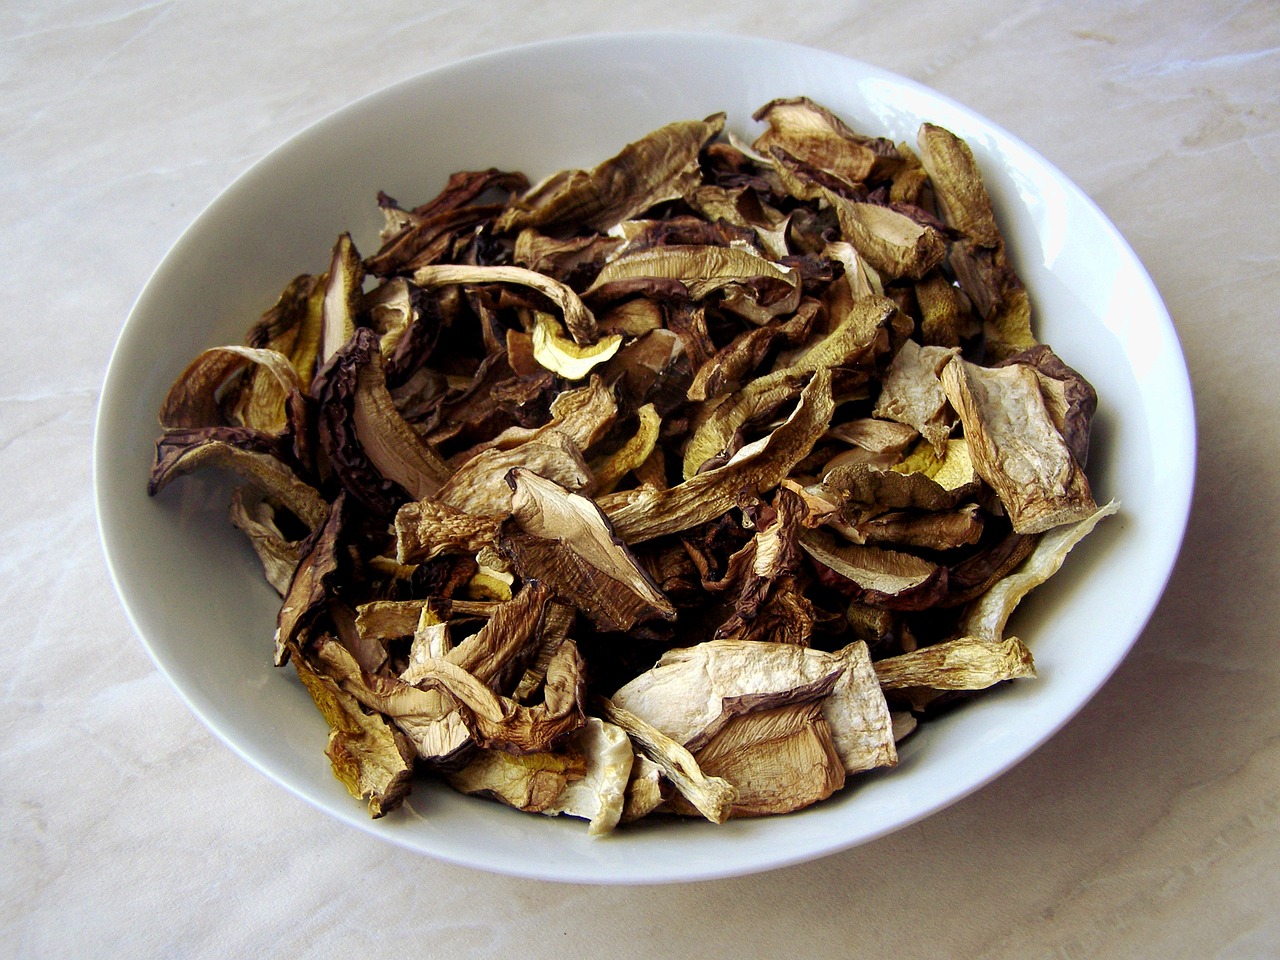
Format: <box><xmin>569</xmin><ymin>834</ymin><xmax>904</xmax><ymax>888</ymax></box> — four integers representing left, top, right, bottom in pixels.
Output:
<box><xmin>95</xmin><ymin>32</ymin><xmax>1195</xmax><ymax>884</ymax></box>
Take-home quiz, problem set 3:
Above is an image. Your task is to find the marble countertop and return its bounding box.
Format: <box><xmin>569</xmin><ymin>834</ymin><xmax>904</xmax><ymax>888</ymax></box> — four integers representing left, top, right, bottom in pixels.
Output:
<box><xmin>4</xmin><ymin>2</ymin><xmax>1277</xmax><ymax>957</ymax></box>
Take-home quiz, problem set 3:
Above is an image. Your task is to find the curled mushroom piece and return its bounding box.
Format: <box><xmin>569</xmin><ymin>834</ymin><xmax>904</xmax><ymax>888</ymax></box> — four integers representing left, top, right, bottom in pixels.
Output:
<box><xmin>150</xmin><ymin>97</ymin><xmax>1116</xmax><ymax>827</ymax></box>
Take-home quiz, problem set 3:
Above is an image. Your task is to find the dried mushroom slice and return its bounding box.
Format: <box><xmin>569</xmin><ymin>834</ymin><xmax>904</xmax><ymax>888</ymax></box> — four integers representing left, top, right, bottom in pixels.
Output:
<box><xmin>598</xmin><ymin>698</ymin><xmax>736</xmax><ymax>823</ymax></box>
<box><xmin>411</xmin><ymin>263</ymin><xmax>599</xmax><ymax>345</ymax></box>
<box><xmin>799</xmin><ymin>527</ymin><xmax>946</xmax><ymax>609</ymax></box>
<box><xmin>752</xmin><ymin>96</ymin><xmax>884</xmax><ymax>191</ymax></box>
<box><xmin>496</xmin><ymin>114</ymin><xmax>725</xmax><ymax>235</ymax></box>
<box><xmin>611</xmin><ymin>638</ymin><xmax>845</xmax><ymax>752</ymax></box>
<box><xmin>394</xmin><ymin>498</ymin><xmax>503</xmax><ymax>564</ymax></box>
<box><xmin>228</xmin><ymin>486</ymin><xmax>303</xmax><ymax>595</ymax></box>
<box><xmin>159</xmin><ymin>344</ymin><xmax>303</xmax><ymax>434</ymax></box>
<box><xmin>825</xmin><ymin>193</ymin><xmax>947</xmax><ymax>281</ymax></box>
<box><xmin>447</xmin><ymin>717</ymin><xmax>632</xmax><ymax>835</ymax></box>
<box><xmin>604</xmin><ymin>366</ymin><xmax>835</xmax><ymax>543</ymax></box>
<box><xmin>872</xmin><ymin>338</ymin><xmax>959</xmax><ymax>454</ymax></box>
<box><xmin>873</xmin><ymin>635</ymin><xmax>1037</xmax><ymax>699</ymax></box>
<box><xmin>959</xmin><ymin>499</ymin><xmax>1118</xmax><ymax>641</ymax></box>
<box><xmin>503</xmin><ymin>468</ymin><xmax>676</xmax><ymax>633</ymax></box>
<box><xmin>670</xmin><ymin>701</ymin><xmax>846</xmax><ymax>819</ymax></box>
<box><xmin>585</xmin><ymin>244</ymin><xmax>802</xmax><ymax>324</ymax></box>
<box><xmin>822</xmin><ymin>642</ymin><xmax>898</xmax><ymax>774</ymax></box>
<box><xmin>149</xmin><ymin>427</ymin><xmax>327</xmax><ymax>531</ymax></box>
<box><xmin>292</xmin><ymin>653</ymin><xmax>415</xmax><ymax>818</ymax></box>
<box><xmin>941</xmin><ymin>355</ymin><xmax>1097</xmax><ymax>533</ymax></box>
<box><xmin>531</xmin><ymin>311</ymin><xmax>622</xmax><ymax>380</ymax></box>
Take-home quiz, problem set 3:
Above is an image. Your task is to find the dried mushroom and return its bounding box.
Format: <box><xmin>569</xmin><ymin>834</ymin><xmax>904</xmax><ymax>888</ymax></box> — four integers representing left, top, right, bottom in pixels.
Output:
<box><xmin>149</xmin><ymin>97</ymin><xmax>1115</xmax><ymax>830</ymax></box>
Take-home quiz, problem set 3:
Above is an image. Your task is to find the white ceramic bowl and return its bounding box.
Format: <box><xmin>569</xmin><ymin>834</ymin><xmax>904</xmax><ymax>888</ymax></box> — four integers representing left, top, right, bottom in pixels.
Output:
<box><xmin>95</xmin><ymin>33</ymin><xmax>1195</xmax><ymax>884</ymax></box>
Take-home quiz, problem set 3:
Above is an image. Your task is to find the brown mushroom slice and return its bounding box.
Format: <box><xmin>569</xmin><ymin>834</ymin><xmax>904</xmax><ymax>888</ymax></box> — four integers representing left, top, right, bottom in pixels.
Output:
<box><xmin>513</xmin><ymin>229</ymin><xmax>625</xmax><ymax>281</ymax></box>
<box><xmin>959</xmin><ymin>499</ymin><xmax>1118</xmax><ymax>642</ymax></box>
<box><xmin>496</xmin><ymin>113</ymin><xmax>725</xmax><ymax>235</ymax></box>
<box><xmin>826</xmin><ymin>418</ymin><xmax>919</xmax><ymax>460</ymax></box>
<box><xmin>502</xmin><ymin>469</ymin><xmax>676</xmax><ymax>633</ymax></box>
<box><xmin>843</xmin><ymin>505</ymin><xmax>985</xmax><ymax>551</ymax></box>
<box><xmin>243</xmin><ymin>272</ymin><xmax>326</xmax><ymax>391</ymax></box>
<box><xmin>686</xmin><ymin>184</ymin><xmax>791</xmax><ymax>260</ymax></box>
<box><xmin>941</xmin><ymin>356</ymin><xmax>1097</xmax><ymax>534</ymax></box>
<box><xmin>531</xmin><ymin>312</ymin><xmax>623</xmax><ymax>380</ymax></box>
<box><xmin>620</xmin><ymin>754</ymin><xmax>669</xmax><ymax>823</ymax></box>
<box><xmin>319</xmin><ymin>233</ymin><xmax>364</xmax><ymax>365</ymax></box>
<box><xmin>313</xmin><ymin>637</ymin><xmax>472</xmax><ymax>763</ymax></box>
<box><xmin>873</xmin><ymin>635</ymin><xmax>1037</xmax><ymax>699</ymax></box>
<box><xmin>402</xmin><ymin>638</ymin><xmax>587</xmax><ymax>754</ymax></box>
<box><xmin>823</xmin><ymin>193</ymin><xmax>947</xmax><ymax>281</ymax></box>
<box><xmin>441</xmin><ymin>580</ymin><xmax>552</xmax><ymax>689</ymax></box>
<box><xmin>590</xmin><ymin>403</ymin><xmax>661</xmax><ymax>496</ymax></box>
<box><xmin>998</xmin><ymin>344</ymin><xmax>1098</xmax><ymax>468</ymax></box>
<box><xmin>670</xmin><ymin>701</ymin><xmax>845</xmax><ymax>819</ymax></box>
<box><xmin>686</xmin><ymin>299</ymin><xmax>818</xmax><ymax>402</ymax></box>
<box><xmin>917</xmin><ymin>123</ymin><xmax>1035</xmax><ymax>359</ymax></box>
<box><xmin>602</xmin><ymin>367</ymin><xmax>835</xmax><ymax>543</ymax></box>
<box><xmin>799</xmin><ymin>527</ymin><xmax>944</xmax><ymax>609</ymax></box>
<box><xmin>751</xmin><ymin>96</ymin><xmax>882</xmax><ymax>191</ymax></box>
<box><xmin>437</xmin><ymin>431</ymin><xmax>591</xmax><ymax>517</ymax></box>
<box><xmin>446</xmin><ymin>745</ymin><xmax>587</xmax><ymax>819</ymax></box>
<box><xmin>585</xmin><ymin>245</ymin><xmax>801</xmax><ymax>324</ymax></box>
<box><xmin>149</xmin><ymin>428</ymin><xmax>327</xmax><ymax>531</ymax></box>
<box><xmin>228</xmin><ymin>486</ymin><xmax>302</xmax><ymax>595</ymax></box>
<box><xmin>682</xmin><ymin>372</ymin><xmax>806</xmax><ymax>480</ymax></box>
<box><xmin>597</xmin><ymin>698</ymin><xmax>736</xmax><ymax>824</ymax></box>
<box><xmin>611</xmin><ymin>639</ymin><xmax>845</xmax><ymax>752</ymax></box>
<box><xmin>872</xmin><ymin>338</ymin><xmax>959</xmax><ymax>454</ymax></box>
<box><xmin>394</xmin><ymin>498</ymin><xmax>503</xmax><ymax>564</ymax></box>
<box><xmin>411</xmin><ymin>263</ymin><xmax>598</xmax><ymax>345</ymax></box>
<box><xmin>159</xmin><ymin>345</ymin><xmax>303</xmax><ymax>434</ymax></box>
<box><xmin>351</xmin><ymin>333</ymin><xmax>453</xmax><ymax>500</ymax></box>
<box><xmin>451</xmin><ymin>375</ymin><xmax>618</xmax><ymax>464</ymax></box>
<box><xmin>914</xmin><ymin>269</ymin><xmax>980</xmax><ymax>348</ymax></box>
<box><xmin>273</xmin><ymin>492</ymin><xmax>349</xmax><ymax>665</ymax></box>
<box><xmin>292</xmin><ymin>653</ymin><xmax>414</xmax><ymax>818</ymax></box>
<box><xmin>354</xmin><ymin>598</ymin><xmax>498</xmax><ymax>642</ymax></box>
<box><xmin>823</xmin><ymin>642</ymin><xmax>898</xmax><ymax>774</ymax></box>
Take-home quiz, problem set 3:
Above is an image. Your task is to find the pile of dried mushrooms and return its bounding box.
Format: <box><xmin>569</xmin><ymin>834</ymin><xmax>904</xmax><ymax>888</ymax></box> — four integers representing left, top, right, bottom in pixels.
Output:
<box><xmin>149</xmin><ymin>97</ymin><xmax>1116</xmax><ymax>832</ymax></box>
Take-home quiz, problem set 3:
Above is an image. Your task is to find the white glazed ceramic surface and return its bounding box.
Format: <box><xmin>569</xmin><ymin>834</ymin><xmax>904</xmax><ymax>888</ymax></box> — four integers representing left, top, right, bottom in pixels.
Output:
<box><xmin>94</xmin><ymin>33</ymin><xmax>1194</xmax><ymax>884</ymax></box>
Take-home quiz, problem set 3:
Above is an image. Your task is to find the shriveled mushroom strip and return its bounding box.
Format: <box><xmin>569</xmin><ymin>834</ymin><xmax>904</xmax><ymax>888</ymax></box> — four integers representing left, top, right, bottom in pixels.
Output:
<box><xmin>394</xmin><ymin>498</ymin><xmax>503</xmax><ymax>564</ymax></box>
<box><xmin>959</xmin><ymin>499</ymin><xmax>1118</xmax><ymax>642</ymax></box>
<box><xmin>531</xmin><ymin>312</ymin><xmax>622</xmax><ymax>380</ymax></box>
<box><xmin>412</xmin><ymin>263</ymin><xmax>598</xmax><ymax>345</ymax></box>
<box><xmin>351</xmin><ymin>338</ymin><xmax>453</xmax><ymax>501</ymax></box>
<box><xmin>407</xmin><ymin>639</ymin><xmax>587</xmax><ymax>754</ymax></box>
<box><xmin>159</xmin><ymin>345</ymin><xmax>303</xmax><ymax>432</ymax></box>
<box><xmin>604</xmin><ymin>367</ymin><xmax>834</xmax><ymax>543</ymax></box>
<box><xmin>823</xmin><ymin>642</ymin><xmax>898</xmax><ymax>774</ymax></box>
<box><xmin>505</xmin><ymin>469</ymin><xmax>676</xmax><ymax>632</ymax></box>
<box><xmin>292</xmin><ymin>652</ymin><xmax>414</xmax><ymax>818</ymax></box>
<box><xmin>611</xmin><ymin>638</ymin><xmax>846</xmax><ymax>752</ymax></box>
<box><xmin>585</xmin><ymin>245</ymin><xmax>801</xmax><ymax>324</ymax></box>
<box><xmin>149</xmin><ymin>431</ymin><xmax>327</xmax><ymax>531</ymax></box>
<box><xmin>941</xmin><ymin>356</ymin><xmax>1096</xmax><ymax>534</ymax></box>
<box><xmin>873</xmin><ymin>635</ymin><xmax>1036</xmax><ymax>692</ymax></box>
<box><xmin>825</xmin><ymin>193</ymin><xmax>947</xmax><ymax>280</ymax></box>
<box><xmin>496</xmin><ymin>114</ymin><xmax>724</xmax><ymax>236</ymax></box>
<box><xmin>598</xmin><ymin>698</ymin><xmax>736</xmax><ymax>824</ymax></box>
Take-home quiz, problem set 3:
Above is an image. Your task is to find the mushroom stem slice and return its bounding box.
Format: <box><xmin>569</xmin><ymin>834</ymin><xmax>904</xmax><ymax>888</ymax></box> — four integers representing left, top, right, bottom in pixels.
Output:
<box><xmin>598</xmin><ymin>698</ymin><xmax>737</xmax><ymax>824</ymax></box>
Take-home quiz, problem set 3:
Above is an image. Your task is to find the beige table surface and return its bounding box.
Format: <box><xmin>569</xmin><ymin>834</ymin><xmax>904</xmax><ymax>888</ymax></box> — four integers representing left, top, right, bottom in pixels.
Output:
<box><xmin>4</xmin><ymin>2</ymin><xmax>1277</xmax><ymax>957</ymax></box>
